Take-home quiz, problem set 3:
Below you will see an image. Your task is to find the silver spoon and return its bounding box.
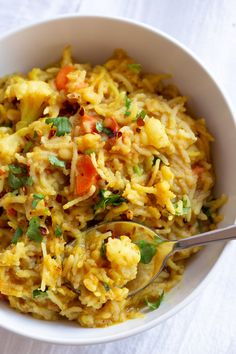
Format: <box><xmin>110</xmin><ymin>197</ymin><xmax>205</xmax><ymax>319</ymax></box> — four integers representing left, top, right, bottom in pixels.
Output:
<box><xmin>85</xmin><ymin>221</ymin><xmax>236</xmax><ymax>296</ymax></box>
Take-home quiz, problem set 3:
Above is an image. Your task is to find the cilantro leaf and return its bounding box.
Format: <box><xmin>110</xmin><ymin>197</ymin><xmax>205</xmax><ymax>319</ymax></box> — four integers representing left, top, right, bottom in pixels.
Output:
<box><xmin>136</xmin><ymin>240</ymin><xmax>157</xmax><ymax>264</ymax></box>
<box><xmin>145</xmin><ymin>291</ymin><xmax>164</xmax><ymax>310</ymax></box>
<box><xmin>45</xmin><ymin>117</ymin><xmax>71</xmax><ymax>137</ymax></box>
<box><xmin>84</xmin><ymin>149</ymin><xmax>96</xmax><ymax>155</ymax></box>
<box><xmin>100</xmin><ymin>240</ymin><xmax>107</xmax><ymax>258</ymax></box>
<box><xmin>103</xmin><ymin>282</ymin><xmax>110</xmax><ymax>292</ymax></box>
<box><xmin>136</xmin><ymin>110</ymin><xmax>146</xmax><ymax>120</ymax></box>
<box><xmin>124</xmin><ymin>96</ymin><xmax>132</xmax><ymax>116</ymax></box>
<box><xmin>32</xmin><ymin>193</ymin><xmax>44</xmax><ymax>209</ymax></box>
<box><xmin>27</xmin><ymin>217</ymin><xmax>42</xmax><ymax>242</ymax></box>
<box><xmin>173</xmin><ymin>196</ymin><xmax>190</xmax><ymax>216</ymax></box>
<box><xmin>48</xmin><ymin>155</ymin><xmax>66</xmax><ymax>168</ymax></box>
<box><xmin>12</xmin><ymin>227</ymin><xmax>23</xmax><ymax>244</ymax></box>
<box><xmin>128</xmin><ymin>63</ymin><xmax>142</xmax><ymax>72</ymax></box>
<box><xmin>94</xmin><ymin>190</ymin><xmax>126</xmax><ymax>211</ymax></box>
<box><xmin>96</xmin><ymin>122</ymin><xmax>113</xmax><ymax>137</ymax></box>
<box><xmin>55</xmin><ymin>225</ymin><xmax>62</xmax><ymax>237</ymax></box>
<box><xmin>8</xmin><ymin>164</ymin><xmax>33</xmax><ymax>190</ymax></box>
<box><xmin>133</xmin><ymin>165</ymin><xmax>143</xmax><ymax>176</ymax></box>
<box><xmin>23</xmin><ymin>141</ymin><xmax>33</xmax><ymax>153</ymax></box>
<box><xmin>32</xmin><ymin>288</ymin><xmax>48</xmax><ymax>298</ymax></box>
<box><xmin>8</xmin><ymin>164</ymin><xmax>24</xmax><ymax>174</ymax></box>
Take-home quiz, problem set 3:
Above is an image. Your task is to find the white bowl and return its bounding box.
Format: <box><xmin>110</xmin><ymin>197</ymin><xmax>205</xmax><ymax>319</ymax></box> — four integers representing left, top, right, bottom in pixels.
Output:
<box><xmin>0</xmin><ymin>15</ymin><xmax>235</xmax><ymax>345</ymax></box>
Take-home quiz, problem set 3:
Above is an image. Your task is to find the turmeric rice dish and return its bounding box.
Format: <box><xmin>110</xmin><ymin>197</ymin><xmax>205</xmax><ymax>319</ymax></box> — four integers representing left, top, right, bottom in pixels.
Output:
<box><xmin>0</xmin><ymin>48</ymin><xmax>226</xmax><ymax>327</ymax></box>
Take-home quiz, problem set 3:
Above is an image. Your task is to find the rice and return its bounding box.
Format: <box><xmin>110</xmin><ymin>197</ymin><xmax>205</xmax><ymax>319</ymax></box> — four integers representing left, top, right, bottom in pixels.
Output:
<box><xmin>0</xmin><ymin>47</ymin><xmax>226</xmax><ymax>327</ymax></box>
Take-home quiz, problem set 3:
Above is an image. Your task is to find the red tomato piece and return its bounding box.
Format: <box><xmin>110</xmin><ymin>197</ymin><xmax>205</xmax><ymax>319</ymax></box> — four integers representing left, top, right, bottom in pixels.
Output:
<box><xmin>75</xmin><ymin>155</ymin><xmax>98</xmax><ymax>196</ymax></box>
<box><xmin>55</xmin><ymin>66</ymin><xmax>74</xmax><ymax>91</ymax></box>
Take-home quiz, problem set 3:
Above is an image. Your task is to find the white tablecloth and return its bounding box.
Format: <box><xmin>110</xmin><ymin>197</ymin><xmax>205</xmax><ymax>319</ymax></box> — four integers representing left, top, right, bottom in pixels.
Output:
<box><xmin>0</xmin><ymin>1</ymin><xmax>236</xmax><ymax>353</ymax></box>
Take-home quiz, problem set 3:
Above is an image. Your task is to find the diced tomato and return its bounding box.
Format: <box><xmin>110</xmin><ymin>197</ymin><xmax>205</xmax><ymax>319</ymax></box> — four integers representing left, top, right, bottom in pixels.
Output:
<box><xmin>192</xmin><ymin>164</ymin><xmax>205</xmax><ymax>176</ymax></box>
<box><xmin>55</xmin><ymin>66</ymin><xmax>74</xmax><ymax>91</ymax></box>
<box><xmin>80</xmin><ymin>114</ymin><xmax>98</xmax><ymax>134</ymax></box>
<box><xmin>75</xmin><ymin>155</ymin><xmax>98</xmax><ymax>196</ymax></box>
<box><xmin>104</xmin><ymin>117</ymin><xmax>119</xmax><ymax>133</ymax></box>
<box><xmin>7</xmin><ymin>208</ymin><xmax>17</xmax><ymax>217</ymax></box>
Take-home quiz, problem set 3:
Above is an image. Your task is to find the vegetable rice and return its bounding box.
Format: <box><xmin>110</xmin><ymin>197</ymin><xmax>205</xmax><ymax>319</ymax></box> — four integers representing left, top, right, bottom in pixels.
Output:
<box><xmin>0</xmin><ymin>47</ymin><xmax>226</xmax><ymax>327</ymax></box>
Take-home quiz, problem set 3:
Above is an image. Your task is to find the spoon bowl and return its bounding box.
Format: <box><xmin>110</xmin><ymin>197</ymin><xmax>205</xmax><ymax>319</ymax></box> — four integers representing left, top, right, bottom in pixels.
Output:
<box><xmin>85</xmin><ymin>221</ymin><xmax>236</xmax><ymax>296</ymax></box>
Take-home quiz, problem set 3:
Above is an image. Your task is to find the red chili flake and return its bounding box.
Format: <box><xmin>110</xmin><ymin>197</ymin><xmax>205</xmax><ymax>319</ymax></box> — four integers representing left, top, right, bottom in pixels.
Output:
<box><xmin>137</xmin><ymin>118</ymin><xmax>145</xmax><ymax>127</ymax></box>
<box><xmin>39</xmin><ymin>227</ymin><xmax>47</xmax><ymax>235</ymax></box>
<box><xmin>48</xmin><ymin>129</ymin><xmax>56</xmax><ymax>139</ymax></box>
<box><xmin>136</xmin><ymin>128</ymin><xmax>141</xmax><ymax>133</ymax></box>
<box><xmin>79</xmin><ymin>107</ymin><xmax>85</xmax><ymax>116</ymax></box>
<box><xmin>56</xmin><ymin>194</ymin><xmax>62</xmax><ymax>203</ymax></box>
<box><xmin>7</xmin><ymin>208</ymin><xmax>17</xmax><ymax>217</ymax></box>
<box><xmin>45</xmin><ymin>216</ymin><xmax>52</xmax><ymax>226</ymax></box>
<box><xmin>117</xmin><ymin>131</ymin><xmax>122</xmax><ymax>138</ymax></box>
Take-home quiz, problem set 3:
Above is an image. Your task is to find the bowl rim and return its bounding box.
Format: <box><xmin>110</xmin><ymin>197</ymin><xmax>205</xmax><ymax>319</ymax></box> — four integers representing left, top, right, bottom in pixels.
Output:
<box><xmin>0</xmin><ymin>13</ymin><xmax>235</xmax><ymax>345</ymax></box>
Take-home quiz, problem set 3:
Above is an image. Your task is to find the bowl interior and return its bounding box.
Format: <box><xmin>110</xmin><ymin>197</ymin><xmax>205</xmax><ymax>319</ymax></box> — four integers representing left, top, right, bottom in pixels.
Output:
<box><xmin>0</xmin><ymin>16</ymin><xmax>235</xmax><ymax>344</ymax></box>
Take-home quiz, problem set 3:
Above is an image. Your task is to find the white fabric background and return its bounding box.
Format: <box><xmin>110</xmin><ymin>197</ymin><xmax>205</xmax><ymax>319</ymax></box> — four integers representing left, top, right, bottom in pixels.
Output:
<box><xmin>0</xmin><ymin>1</ymin><xmax>236</xmax><ymax>353</ymax></box>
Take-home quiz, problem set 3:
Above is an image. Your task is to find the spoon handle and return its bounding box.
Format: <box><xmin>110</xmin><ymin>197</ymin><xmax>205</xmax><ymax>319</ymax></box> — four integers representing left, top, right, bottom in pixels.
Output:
<box><xmin>174</xmin><ymin>224</ymin><xmax>236</xmax><ymax>251</ymax></box>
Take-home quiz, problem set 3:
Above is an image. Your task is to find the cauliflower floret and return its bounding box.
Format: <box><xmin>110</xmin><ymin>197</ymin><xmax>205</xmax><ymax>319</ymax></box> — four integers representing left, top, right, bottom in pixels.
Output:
<box><xmin>0</xmin><ymin>132</ymin><xmax>24</xmax><ymax>164</ymax></box>
<box><xmin>5</xmin><ymin>80</ymin><xmax>53</xmax><ymax>130</ymax></box>
<box><xmin>106</xmin><ymin>236</ymin><xmax>140</xmax><ymax>267</ymax></box>
<box><xmin>144</xmin><ymin>117</ymin><xmax>170</xmax><ymax>149</ymax></box>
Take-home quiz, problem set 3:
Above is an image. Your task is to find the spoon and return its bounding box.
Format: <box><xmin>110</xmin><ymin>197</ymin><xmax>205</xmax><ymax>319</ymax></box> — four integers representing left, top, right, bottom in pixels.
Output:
<box><xmin>86</xmin><ymin>221</ymin><xmax>236</xmax><ymax>296</ymax></box>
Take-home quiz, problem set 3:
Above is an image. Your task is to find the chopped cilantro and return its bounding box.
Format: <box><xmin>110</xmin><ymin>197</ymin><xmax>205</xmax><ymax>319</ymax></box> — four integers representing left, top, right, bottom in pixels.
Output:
<box><xmin>23</xmin><ymin>141</ymin><xmax>33</xmax><ymax>153</ymax></box>
<box><xmin>84</xmin><ymin>149</ymin><xmax>96</xmax><ymax>155</ymax></box>
<box><xmin>136</xmin><ymin>240</ymin><xmax>157</xmax><ymax>264</ymax></box>
<box><xmin>26</xmin><ymin>217</ymin><xmax>42</xmax><ymax>242</ymax></box>
<box><xmin>8</xmin><ymin>164</ymin><xmax>24</xmax><ymax>174</ymax></box>
<box><xmin>45</xmin><ymin>117</ymin><xmax>71</xmax><ymax>137</ymax></box>
<box><xmin>133</xmin><ymin>165</ymin><xmax>143</xmax><ymax>176</ymax></box>
<box><xmin>48</xmin><ymin>155</ymin><xmax>66</xmax><ymax>168</ymax></box>
<box><xmin>173</xmin><ymin>196</ymin><xmax>190</xmax><ymax>216</ymax></box>
<box><xmin>145</xmin><ymin>291</ymin><xmax>164</xmax><ymax>310</ymax></box>
<box><xmin>136</xmin><ymin>110</ymin><xmax>146</xmax><ymax>120</ymax></box>
<box><xmin>128</xmin><ymin>63</ymin><xmax>142</xmax><ymax>72</ymax></box>
<box><xmin>103</xmin><ymin>282</ymin><xmax>110</xmax><ymax>291</ymax></box>
<box><xmin>100</xmin><ymin>240</ymin><xmax>107</xmax><ymax>258</ymax></box>
<box><xmin>94</xmin><ymin>190</ymin><xmax>126</xmax><ymax>211</ymax></box>
<box><xmin>32</xmin><ymin>193</ymin><xmax>44</xmax><ymax>209</ymax></box>
<box><xmin>8</xmin><ymin>164</ymin><xmax>33</xmax><ymax>191</ymax></box>
<box><xmin>124</xmin><ymin>96</ymin><xmax>132</xmax><ymax>116</ymax></box>
<box><xmin>96</xmin><ymin>122</ymin><xmax>113</xmax><ymax>137</ymax></box>
<box><xmin>202</xmin><ymin>206</ymin><xmax>214</xmax><ymax>223</ymax></box>
<box><xmin>32</xmin><ymin>288</ymin><xmax>48</xmax><ymax>298</ymax></box>
<box><xmin>55</xmin><ymin>225</ymin><xmax>62</xmax><ymax>237</ymax></box>
<box><xmin>12</xmin><ymin>227</ymin><xmax>23</xmax><ymax>244</ymax></box>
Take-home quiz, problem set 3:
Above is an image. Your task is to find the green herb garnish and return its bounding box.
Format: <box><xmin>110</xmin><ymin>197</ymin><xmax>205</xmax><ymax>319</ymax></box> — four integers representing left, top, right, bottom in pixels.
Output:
<box><xmin>8</xmin><ymin>164</ymin><xmax>33</xmax><ymax>190</ymax></box>
<box><xmin>103</xmin><ymin>282</ymin><xmax>110</xmax><ymax>292</ymax></box>
<box><xmin>48</xmin><ymin>155</ymin><xmax>66</xmax><ymax>168</ymax></box>
<box><xmin>136</xmin><ymin>110</ymin><xmax>146</xmax><ymax>120</ymax></box>
<box><xmin>94</xmin><ymin>190</ymin><xmax>126</xmax><ymax>211</ymax></box>
<box><xmin>145</xmin><ymin>291</ymin><xmax>164</xmax><ymax>310</ymax></box>
<box><xmin>124</xmin><ymin>96</ymin><xmax>132</xmax><ymax>116</ymax></box>
<box><xmin>23</xmin><ymin>141</ymin><xmax>33</xmax><ymax>153</ymax></box>
<box><xmin>55</xmin><ymin>225</ymin><xmax>62</xmax><ymax>237</ymax></box>
<box><xmin>173</xmin><ymin>196</ymin><xmax>190</xmax><ymax>216</ymax></box>
<box><xmin>12</xmin><ymin>227</ymin><xmax>23</xmax><ymax>244</ymax></box>
<box><xmin>32</xmin><ymin>193</ymin><xmax>44</xmax><ymax>209</ymax></box>
<box><xmin>32</xmin><ymin>288</ymin><xmax>48</xmax><ymax>298</ymax></box>
<box><xmin>96</xmin><ymin>122</ymin><xmax>113</xmax><ymax>137</ymax></box>
<box><xmin>84</xmin><ymin>149</ymin><xmax>96</xmax><ymax>155</ymax></box>
<box><xmin>202</xmin><ymin>206</ymin><xmax>214</xmax><ymax>223</ymax></box>
<box><xmin>128</xmin><ymin>63</ymin><xmax>142</xmax><ymax>72</ymax></box>
<box><xmin>133</xmin><ymin>165</ymin><xmax>143</xmax><ymax>176</ymax></box>
<box><xmin>100</xmin><ymin>241</ymin><xmax>106</xmax><ymax>258</ymax></box>
<box><xmin>45</xmin><ymin>117</ymin><xmax>72</xmax><ymax>137</ymax></box>
<box><xmin>26</xmin><ymin>217</ymin><xmax>42</xmax><ymax>242</ymax></box>
<box><xmin>136</xmin><ymin>240</ymin><xmax>158</xmax><ymax>264</ymax></box>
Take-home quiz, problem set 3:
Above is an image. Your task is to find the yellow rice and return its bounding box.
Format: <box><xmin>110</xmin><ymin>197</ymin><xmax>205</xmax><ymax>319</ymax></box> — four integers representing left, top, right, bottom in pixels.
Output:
<box><xmin>0</xmin><ymin>47</ymin><xmax>226</xmax><ymax>327</ymax></box>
